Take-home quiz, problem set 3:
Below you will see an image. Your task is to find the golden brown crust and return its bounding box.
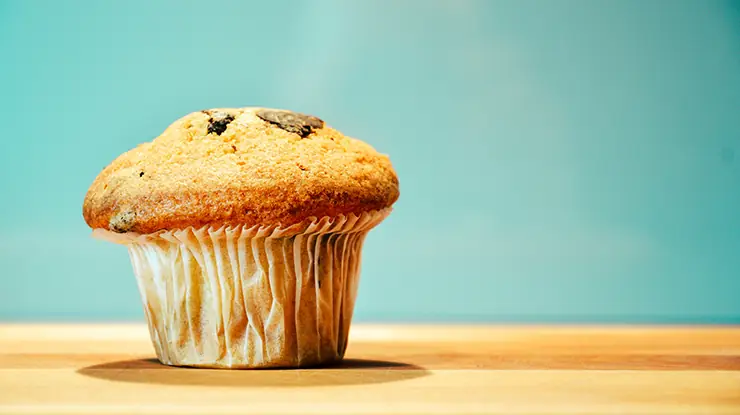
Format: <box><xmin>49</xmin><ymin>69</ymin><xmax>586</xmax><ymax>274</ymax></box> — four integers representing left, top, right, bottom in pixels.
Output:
<box><xmin>82</xmin><ymin>107</ymin><xmax>399</xmax><ymax>234</ymax></box>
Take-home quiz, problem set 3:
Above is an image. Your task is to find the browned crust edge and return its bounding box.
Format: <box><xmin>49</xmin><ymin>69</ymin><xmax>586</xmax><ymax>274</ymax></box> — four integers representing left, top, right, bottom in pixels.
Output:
<box><xmin>83</xmin><ymin>180</ymin><xmax>399</xmax><ymax>234</ymax></box>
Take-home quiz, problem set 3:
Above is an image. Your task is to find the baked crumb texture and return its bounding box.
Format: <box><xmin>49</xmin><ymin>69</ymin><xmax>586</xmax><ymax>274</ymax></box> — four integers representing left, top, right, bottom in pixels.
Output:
<box><xmin>83</xmin><ymin>108</ymin><xmax>399</xmax><ymax>234</ymax></box>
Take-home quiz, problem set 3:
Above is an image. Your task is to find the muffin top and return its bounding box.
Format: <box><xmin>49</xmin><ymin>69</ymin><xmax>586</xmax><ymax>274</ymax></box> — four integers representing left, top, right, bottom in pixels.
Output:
<box><xmin>82</xmin><ymin>107</ymin><xmax>399</xmax><ymax>234</ymax></box>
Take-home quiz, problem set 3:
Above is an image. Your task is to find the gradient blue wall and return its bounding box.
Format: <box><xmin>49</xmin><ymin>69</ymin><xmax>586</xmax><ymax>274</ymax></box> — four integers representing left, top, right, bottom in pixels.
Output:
<box><xmin>1</xmin><ymin>0</ymin><xmax>738</xmax><ymax>322</ymax></box>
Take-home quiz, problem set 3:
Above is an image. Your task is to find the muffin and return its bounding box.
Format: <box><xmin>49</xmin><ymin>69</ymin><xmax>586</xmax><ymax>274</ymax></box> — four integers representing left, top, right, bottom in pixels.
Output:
<box><xmin>82</xmin><ymin>107</ymin><xmax>399</xmax><ymax>368</ymax></box>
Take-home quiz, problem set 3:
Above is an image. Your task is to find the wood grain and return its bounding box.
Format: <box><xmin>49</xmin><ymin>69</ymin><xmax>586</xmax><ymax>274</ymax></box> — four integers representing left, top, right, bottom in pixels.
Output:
<box><xmin>0</xmin><ymin>324</ymin><xmax>738</xmax><ymax>414</ymax></box>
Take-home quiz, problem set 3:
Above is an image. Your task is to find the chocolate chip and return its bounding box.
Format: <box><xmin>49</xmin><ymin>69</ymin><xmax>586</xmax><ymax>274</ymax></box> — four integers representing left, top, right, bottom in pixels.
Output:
<box><xmin>207</xmin><ymin>112</ymin><xmax>235</xmax><ymax>136</ymax></box>
<box><xmin>256</xmin><ymin>109</ymin><xmax>324</xmax><ymax>138</ymax></box>
<box><xmin>109</xmin><ymin>210</ymin><xmax>136</xmax><ymax>233</ymax></box>
<box><xmin>139</xmin><ymin>171</ymin><xmax>144</xmax><ymax>177</ymax></box>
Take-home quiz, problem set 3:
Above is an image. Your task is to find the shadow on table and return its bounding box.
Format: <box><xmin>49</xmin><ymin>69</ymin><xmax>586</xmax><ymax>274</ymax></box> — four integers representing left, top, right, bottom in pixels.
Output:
<box><xmin>77</xmin><ymin>358</ymin><xmax>430</xmax><ymax>387</ymax></box>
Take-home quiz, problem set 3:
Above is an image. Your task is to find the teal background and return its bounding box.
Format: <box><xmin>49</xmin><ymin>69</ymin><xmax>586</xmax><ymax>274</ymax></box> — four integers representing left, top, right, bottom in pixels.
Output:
<box><xmin>0</xmin><ymin>0</ymin><xmax>738</xmax><ymax>323</ymax></box>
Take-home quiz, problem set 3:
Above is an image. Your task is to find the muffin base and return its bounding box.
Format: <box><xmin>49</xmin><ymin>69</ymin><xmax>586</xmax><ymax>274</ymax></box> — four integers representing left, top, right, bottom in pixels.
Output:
<box><xmin>93</xmin><ymin>209</ymin><xmax>389</xmax><ymax>369</ymax></box>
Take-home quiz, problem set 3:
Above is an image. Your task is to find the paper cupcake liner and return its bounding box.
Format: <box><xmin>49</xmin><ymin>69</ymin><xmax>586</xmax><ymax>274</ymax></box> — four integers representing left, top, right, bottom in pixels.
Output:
<box><xmin>93</xmin><ymin>208</ymin><xmax>390</xmax><ymax>368</ymax></box>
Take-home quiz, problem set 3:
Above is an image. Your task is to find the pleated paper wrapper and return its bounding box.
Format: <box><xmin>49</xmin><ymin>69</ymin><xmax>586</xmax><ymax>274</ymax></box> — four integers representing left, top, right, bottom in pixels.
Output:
<box><xmin>93</xmin><ymin>209</ymin><xmax>390</xmax><ymax>369</ymax></box>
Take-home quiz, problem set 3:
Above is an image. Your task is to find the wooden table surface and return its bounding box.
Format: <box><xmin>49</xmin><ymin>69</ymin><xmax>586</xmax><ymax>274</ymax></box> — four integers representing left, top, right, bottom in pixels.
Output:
<box><xmin>0</xmin><ymin>324</ymin><xmax>738</xmax><ymax>414</ymax></box>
